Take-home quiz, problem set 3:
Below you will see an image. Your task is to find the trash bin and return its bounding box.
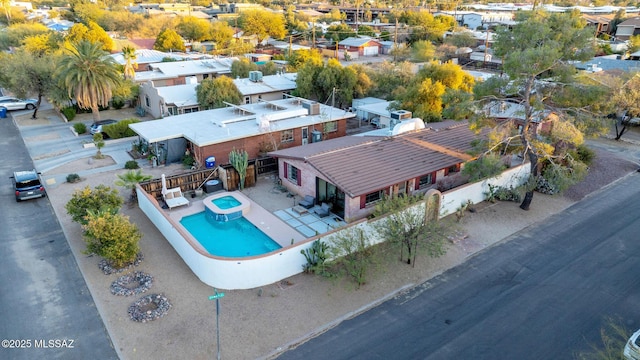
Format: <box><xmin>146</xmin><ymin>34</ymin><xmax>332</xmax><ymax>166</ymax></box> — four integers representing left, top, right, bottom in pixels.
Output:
<box><xmin>0</xmin><ymin>106</ymin><xmax>6</xmax><ymax>119</ymax></box>
<box><xmin>205</xmin><ymin>179</ymin><xmax>222</xmax><ymax>193</ymax></box>
<box><xmin>205</xmin><ymin>156</ymin><xmax>216</xmax><ymax>168</ymax></box>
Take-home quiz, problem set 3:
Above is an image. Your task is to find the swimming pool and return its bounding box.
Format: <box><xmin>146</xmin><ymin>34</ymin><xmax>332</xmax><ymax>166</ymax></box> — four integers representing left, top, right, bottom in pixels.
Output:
<box><xmin>180</xmin><ymin>211</ymin><xmax>282</xmax><ymax>257</ymax></box>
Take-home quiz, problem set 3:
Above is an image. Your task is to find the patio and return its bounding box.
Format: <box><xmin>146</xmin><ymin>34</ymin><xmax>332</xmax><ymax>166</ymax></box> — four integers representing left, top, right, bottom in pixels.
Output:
<box><xmin>161</xmin><ymin>173</ymin><xmax>347</xmax><ymax>239</ymax></box>
<box><xmin>274</xmin><ymin>205</ymin><xmax>347</xmax><ymax>238</ymax></box>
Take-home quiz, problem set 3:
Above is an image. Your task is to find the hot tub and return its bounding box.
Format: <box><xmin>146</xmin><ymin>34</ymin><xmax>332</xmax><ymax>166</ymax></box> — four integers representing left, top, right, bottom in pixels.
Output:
<box><xmin>203</xmin><ymin>191</ymin><xmax>251</xmax><ymax>221</ymax></box>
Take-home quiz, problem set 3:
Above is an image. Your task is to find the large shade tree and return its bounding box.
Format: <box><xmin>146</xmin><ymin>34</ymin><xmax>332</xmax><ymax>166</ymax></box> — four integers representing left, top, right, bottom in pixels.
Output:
<box><xmin>196</xmin><ymin>76</ymin><xmax>242</xmax><ymax>109</ymax></box>
<box><xmin>447</xmin><ymin>10</ymin><xmax>603</xmax><ymax>210</ymax></box>
<box><xmin>57</xmin><ymin>40</ymin><xmax>122</xmax><ymax>122</ymax></box>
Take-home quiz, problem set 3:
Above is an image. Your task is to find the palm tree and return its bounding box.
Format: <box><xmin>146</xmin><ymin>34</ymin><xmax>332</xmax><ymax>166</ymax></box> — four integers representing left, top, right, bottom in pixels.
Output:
<box><xmin>122</xmin><ymin>46</ymin><xmax>138</xmax><ymax>80</ymax></box>
<box><xmin>57</xmin><ymin>40</ymin><xmax>122</xmax><ymax>122</ymax></box>
<box><xmin>115</xmin><ymin>170</ymin><xmax>152</xmax><ymax>202</ymax></box>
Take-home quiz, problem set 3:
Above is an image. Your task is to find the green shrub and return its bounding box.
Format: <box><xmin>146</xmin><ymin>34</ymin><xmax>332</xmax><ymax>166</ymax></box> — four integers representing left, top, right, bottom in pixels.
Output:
<box><xmin>65</xmin><ymin>185</ymin><xmax>123</xmax><ymax>225</ymax></box>
<box><xmin>73</xmin><ymin>122</ymin><xmax>86</xmax><ymax>134</ymax></box>
<box><xmin>103</xmin><ymin>118</ymin><xmax>140</xmax><ymax>139</ymax></box>
<box><xmin>111</xmin><ymin>99</ymin><xmax>125</xmax><ymax>109</ymax></box>
<box><xmin>570</xmin><ymin>144</ymin><xmax>596</xmax><ymax>166</ymax></box>
<box><xmin>82</xmin><ymin>211</ymin><xmax>141</xmax><ymax>268</ymax></box>
<box><xmin>61</xmin><ymin>106</ymin><xmax>76</xmax><ymax>121</ymax></box>
<box><xmin>124</xmin><ymin>160</ymin><xmax>140</xmax><ymax>169</ymax></box>
<box><xmin>66</xmin><ymin>173</ymin><xmax>81</xmax><ymax>183</ymax></box>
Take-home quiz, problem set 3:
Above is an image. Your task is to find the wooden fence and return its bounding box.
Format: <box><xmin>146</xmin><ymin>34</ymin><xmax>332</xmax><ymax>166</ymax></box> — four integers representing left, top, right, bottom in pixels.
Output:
<box><xmin>140</xmin><ymin>168</ymin><xmax>219</xmax><ymax>199</ymax></box>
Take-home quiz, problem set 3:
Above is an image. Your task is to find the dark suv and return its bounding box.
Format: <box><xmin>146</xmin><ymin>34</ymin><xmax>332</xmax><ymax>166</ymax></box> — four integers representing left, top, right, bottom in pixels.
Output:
<box><xmin>11</xmin><ymin>170</ymin><xmax>46</xmax><ymax>202</ymax></box>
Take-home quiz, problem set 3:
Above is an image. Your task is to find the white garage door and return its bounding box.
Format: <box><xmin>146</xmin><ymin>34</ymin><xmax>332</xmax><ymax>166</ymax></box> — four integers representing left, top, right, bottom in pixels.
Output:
<box><xmin>363</xmin><ymin>46</ymin><xmax>379</xmax><ymax>56</ymax></box>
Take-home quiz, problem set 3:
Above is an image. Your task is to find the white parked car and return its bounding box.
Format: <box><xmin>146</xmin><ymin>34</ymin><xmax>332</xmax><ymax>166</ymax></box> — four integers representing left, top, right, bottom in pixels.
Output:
<box><xmin>0</xmin><ymin>96</ymin><xmax>37</xmax><ymax>110</ymax></box>
<box><xmin>624</xmin><ymin>328</ymin><xmax>640</xmax><ymax>360</ymax></box>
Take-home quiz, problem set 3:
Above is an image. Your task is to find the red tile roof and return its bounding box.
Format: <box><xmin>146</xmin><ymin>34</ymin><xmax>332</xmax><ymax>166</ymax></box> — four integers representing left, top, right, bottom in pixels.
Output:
<box><xmin>270</xmin><ymin>121</ymin><xmax>484</xmax><ymax>197</ymax></box>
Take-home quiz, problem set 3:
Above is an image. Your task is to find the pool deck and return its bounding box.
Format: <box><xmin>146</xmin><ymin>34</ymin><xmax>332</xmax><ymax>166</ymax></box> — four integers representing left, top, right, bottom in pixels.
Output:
<box><xmin>163</xmin><ymin>173</ymin><xmax>348</xmax><ymax>244</ymax></box>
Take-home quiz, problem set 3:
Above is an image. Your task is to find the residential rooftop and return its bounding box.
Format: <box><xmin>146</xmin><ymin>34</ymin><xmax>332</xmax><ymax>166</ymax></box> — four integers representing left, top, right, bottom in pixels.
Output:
<box><xmin>130</xmin><ymin>98</ymin><xmax>355</xmax><ymax>146</ymax></box>
<box><xmin>134</xmin><ymin>58</ymin><xmax>238</xmax><ymax>82</ymax></box>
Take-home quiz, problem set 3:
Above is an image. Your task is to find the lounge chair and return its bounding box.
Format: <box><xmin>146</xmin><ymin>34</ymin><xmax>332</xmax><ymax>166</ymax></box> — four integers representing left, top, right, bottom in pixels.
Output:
<box><xmin>163</xmin><ymin>187</ymin><xmax>190</xmax><ymax>210</ymax></box>
<box><xmin>298</xmin><ymin>195</ymin><xmax>315</xmax><ymax>209</ymax></box>
<box><xmin>315</xmin><ymin>203</ymin><xmax>331</xmax><ymax>218</ymax></box>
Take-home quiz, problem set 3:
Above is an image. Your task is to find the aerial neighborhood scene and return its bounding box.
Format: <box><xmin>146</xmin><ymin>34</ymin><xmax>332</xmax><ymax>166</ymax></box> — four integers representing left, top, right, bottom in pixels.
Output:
<box><xmin>3</xmin><ymin>0</ymin><xmax>640</xmax><ymax>358</ymax></box>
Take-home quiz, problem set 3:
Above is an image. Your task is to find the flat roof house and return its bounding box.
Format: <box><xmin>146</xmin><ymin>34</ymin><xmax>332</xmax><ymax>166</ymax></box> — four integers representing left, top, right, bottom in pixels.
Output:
<box><xmin>139</xmin><ymin>71</ymin><xmax>297</xmax><ymax>118</ymax></box>
<box><xmin>129</xmin><ymin>97</ymin><xmax>355</xmax><ymax>168</ymax></box>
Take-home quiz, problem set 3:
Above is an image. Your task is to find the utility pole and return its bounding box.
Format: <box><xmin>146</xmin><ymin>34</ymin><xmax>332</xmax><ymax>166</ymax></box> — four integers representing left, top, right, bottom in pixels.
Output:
<box><xmin>289</xmin><ymin>35</ymin><xmax>293</xmax><ymax>57</ymax></box>
<box><xmin>394</xmin><ymin>17</ymin><xmax>398</xmax><ymax>62</ymax></box>
<box><xmin>312</xmin><ymin>20</ymin><xmax>316</xmax><ymax>49</ymax></box>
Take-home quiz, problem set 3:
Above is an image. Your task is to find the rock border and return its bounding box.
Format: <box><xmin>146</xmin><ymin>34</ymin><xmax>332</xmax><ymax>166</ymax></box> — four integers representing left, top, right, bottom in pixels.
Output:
<box><xmin>110</xmin><ymin>271</ymin><xmax>153</xmax><ymax>296</ymax></box>
<box><xmin>128</xmin><ymin>294</ymin><xmax>172</xmax><ymax>323</ymax></box>
<box><xmin>99</xmin><ymin>252</ymin><xmax>144</xmax><ymax>275</ymax></box>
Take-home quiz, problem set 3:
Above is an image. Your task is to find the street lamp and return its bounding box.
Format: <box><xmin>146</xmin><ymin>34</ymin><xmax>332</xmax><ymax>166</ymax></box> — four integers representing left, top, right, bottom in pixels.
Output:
<box><xmin>208</xmin><ymin>289</ymin><xmax>225</xmax><ymax>360</ymax></box>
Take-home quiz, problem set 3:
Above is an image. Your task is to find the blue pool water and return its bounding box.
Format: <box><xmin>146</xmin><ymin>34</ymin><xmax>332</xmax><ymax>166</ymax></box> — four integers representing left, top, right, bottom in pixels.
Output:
<box><xmin>212</xmin><ymin>196</ymin><xmax>241</xmax><ymax>210</ymax></box>
<box><xmin>180</xmin><ymin>212</ymin><xmax>282</xmax><ymax>257</ymax></box>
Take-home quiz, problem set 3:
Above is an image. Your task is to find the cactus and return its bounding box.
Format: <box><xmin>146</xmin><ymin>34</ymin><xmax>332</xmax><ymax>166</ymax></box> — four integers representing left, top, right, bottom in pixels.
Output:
<box><xmin>229</xmin><ymin>148</ymin><xmax>249</xmax><ymax>190</ymax></box>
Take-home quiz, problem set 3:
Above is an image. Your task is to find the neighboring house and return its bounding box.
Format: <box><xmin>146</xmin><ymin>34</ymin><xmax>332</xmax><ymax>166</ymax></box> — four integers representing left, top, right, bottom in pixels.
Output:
<box><xmin>350</xmin><ymin>99</ymin><xmax>412</xmax><ymax>129</ymax></box>
<box><xmin>583</xmin><ymin>14</ymin><xmax>613</xmax><ymax>37</ymax></box>
<box><xmin>575</xmin><ymin>56</ymin><xmax>640</xmax><ymax>72</ymax></box>
<box><xmin>269</xmin><ymin>120</ymin><xmax>485</xmax><ymax>222</ymax></box>
<box><xmin>134</xmin><ymin>58</ymin><xmax>237</xmax><ymax>87</ymax></box>
<box><xmin>615</xmin><ymin>17</ymin><xmax>640</xmax><ymax>40</ymax></box>
<box><xmin>129</xmin><ymin>97</ymin><xmax>354</xmax><ymax>167</ymax></box>
<box><xmin>110</xmin><ymin>49</ymin><xmax>186</xmax><ymax>72</ymax></box>
<box><xmin>139</xmin><ymin>71</ymin><xmax>297</xmax><ymax>118</ymax></box>
<box><xmin>338</xmin><ymin>37</ymin><xmax>381</xmax><ymax>57</ymax></box>
<box><xmin>436</xmin><ymin>11</ymin><xmax>514</xmax><ymax>30</ymax></box>
<box><xmin>483</xmin><ymin>100</ymin><xmax>555</xmax><ymax>136</ymax></box>
<box><xmin>244</xmin><ymin>53</ymin><xmax>272</xmax><ymax>63</ymax></box>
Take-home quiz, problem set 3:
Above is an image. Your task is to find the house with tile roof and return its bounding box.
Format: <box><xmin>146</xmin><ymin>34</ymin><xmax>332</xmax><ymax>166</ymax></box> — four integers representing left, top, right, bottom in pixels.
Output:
<box><xmin>129</xmin><ymin>97</ymin><xmax>354</xmax><ymax>168</ymax></box>
<box><xmin>269</xmin><ymin>120</ymin><xmax>487</xmax><ymax>222</ymax></box>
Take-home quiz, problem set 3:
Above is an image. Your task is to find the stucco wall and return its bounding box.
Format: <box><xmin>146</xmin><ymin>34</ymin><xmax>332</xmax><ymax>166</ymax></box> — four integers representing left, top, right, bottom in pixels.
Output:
<box><xmin>136</xmin><ymin>186</ymin><xmax>316</xmax><ymax>290</ymax></box>
<box><xmin>440</xmin><ymin>163</ymin><xmax>529</xmax><ymax>217</ymax></box>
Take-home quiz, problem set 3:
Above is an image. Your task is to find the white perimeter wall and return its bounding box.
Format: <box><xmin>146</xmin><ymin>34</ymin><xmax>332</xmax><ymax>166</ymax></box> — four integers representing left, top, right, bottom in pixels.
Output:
<box><xmin>137</xmin><ymin>187</ymin><xmax>315</xmax><ymax>290</ymax></box>
<box><xmin>135</xmin><ymin>163</ymin><xmax>529</xmax><ymax>290</ymax></box>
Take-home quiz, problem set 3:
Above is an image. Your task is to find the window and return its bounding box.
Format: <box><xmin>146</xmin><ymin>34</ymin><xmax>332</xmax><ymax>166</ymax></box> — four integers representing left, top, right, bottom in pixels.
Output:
<box><xmin>145</xmin><ymin>96</ymin><xmax>150</xmax><ymax>107</ymax></box>
<box><xmin>419</xmin><ymin>174</ymin><xmax>433</xmax><ymax>189</ymax></box>
<box><xmin>447</xmin><ymin>165</ymin><xmax>460</xmax><ymax>174</ymax></box>
<box><xmin>284</xmin><ymin>162</ymin><xmax>300</xmax><ymax>185</ymax></box>
<box><xmin>364</xmin><ymin>190</ymin><xmax>384</xmax><ymax>206</ymax></box>
<box><xmin>203</xmin><ymin>74</ymin><xmax>209</xmax><ymax>79</ymax></box>
<box><xmin>245</xmin><ymin>96</ymin><xmax>250</xmax><ymax>104</ymax></box>
<box><xmin>281</xmin><ymin>129</ymin><xmax>294</xmax><ymax>143</ymax></box>
<box><xmin>324</xmin><ymin>121</ymin><xmax>338</xmax><ymax>133</ymax></box>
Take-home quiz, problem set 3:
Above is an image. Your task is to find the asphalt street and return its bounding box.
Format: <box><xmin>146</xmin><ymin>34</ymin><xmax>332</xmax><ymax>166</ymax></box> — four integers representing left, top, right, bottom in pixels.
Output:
<box><xmin>0</xmin><ymin>109</ymin><xmax>117</xmax><ymax>359</ymax></box>
<box><xmin>278</xmin><ymin>173</ymin><xmax>640</xmax><ymax>359</ymax></box>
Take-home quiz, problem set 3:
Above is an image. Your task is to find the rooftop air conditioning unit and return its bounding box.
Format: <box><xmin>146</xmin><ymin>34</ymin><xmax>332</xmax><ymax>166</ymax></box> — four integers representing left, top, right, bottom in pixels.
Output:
<box><xmin>390</xmin><ymin>110</ymin><xmax>412</xmax><ymax>120</ymax></box>
<box><xmin>249</xmin><ymin>71</ymin><xmax>263</xmax><ymax>82</ymax></box>
<box><xmin>302</xmin><ymin>101</ymin><xmax>320</xmax><ymax>115</ymax></box>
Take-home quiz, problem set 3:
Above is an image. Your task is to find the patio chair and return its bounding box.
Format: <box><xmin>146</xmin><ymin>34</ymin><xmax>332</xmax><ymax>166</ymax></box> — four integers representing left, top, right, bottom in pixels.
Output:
<box><xmin>298</xmin><ymin>195</ymin><xmax>315</xmax><ymax>209</ymax></box>
<box><xmin>315</xmin><ymin>203</ymin><xmax>331</xmax><ymax>218</ymax></box>
<box><xmin>163</xmin><ymin>187</ymin><xmax>190</xmax><ymax>210</ymax></box>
